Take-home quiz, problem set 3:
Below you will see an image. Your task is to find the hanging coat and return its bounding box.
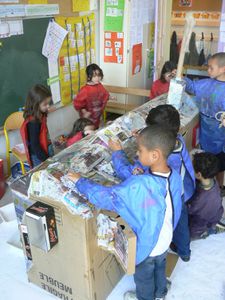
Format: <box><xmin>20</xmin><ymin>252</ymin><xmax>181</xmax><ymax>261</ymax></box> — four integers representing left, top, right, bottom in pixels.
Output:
<box><xmin>170</xmin><ymin>31</ymin><xmax>179</xmax><ymax>64</ymax></box>
<box><xmin>188</xmin><ymin>32</ymin><xmax>199</xmax><ymax>66</ymax></box>
<box><xmin>76</xmin><ymin>150</ymin><xmax>182</xmax><ymax>265</ymax></box>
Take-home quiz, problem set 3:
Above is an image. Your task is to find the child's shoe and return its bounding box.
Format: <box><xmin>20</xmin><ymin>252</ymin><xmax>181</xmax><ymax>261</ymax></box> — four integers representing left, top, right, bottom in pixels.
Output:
<box><xmin>124</xmin><ymin>291</ymin><xmax>138</xmax><ymax>300</ymax></box>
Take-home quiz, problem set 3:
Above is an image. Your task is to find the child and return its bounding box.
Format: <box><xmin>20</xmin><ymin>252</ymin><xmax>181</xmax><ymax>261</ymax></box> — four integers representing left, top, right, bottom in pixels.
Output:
<box><xmin>68</xmin><ymin>125</ymin><xmax>182</xmax><ymax>300</ymax></box>
<box><xmin>146</xmin><ymin>105</ymin><xmax>195</xmax><ymax>261</ymax></box>
<box><xmin>184</xmin><ymin>52</ymin><xmax>225</xmax><ymax>194</ymax></box>
<box><xmin>188</xmin><ymin>152</ymin><xmax>224</xmax><ymax>239</ymax></box>
<box><xmin>66</xmin><ymin>118</ymin><xmax>95</xmax><ymax>147</ymax></box>
<box><xmin>149</xmin><ymin>61</ymin><xmax>177</xmax><ymax>99</ymax></box>
<box><xmin>20</xmin><ymin>84</ymin><xmax>53</xmax><ymax>168</ymax></box>
<box><xmin>73</xmin><ymin>63</ymin><xmax>110</xmax><ymax>129</ymax></box>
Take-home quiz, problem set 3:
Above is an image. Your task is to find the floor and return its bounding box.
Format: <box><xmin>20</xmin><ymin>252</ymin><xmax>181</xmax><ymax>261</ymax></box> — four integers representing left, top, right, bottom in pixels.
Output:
<box><xmin>0</xmin><ymin>188</ymin><xmax>225</xmax><ymax>300</ymax></box>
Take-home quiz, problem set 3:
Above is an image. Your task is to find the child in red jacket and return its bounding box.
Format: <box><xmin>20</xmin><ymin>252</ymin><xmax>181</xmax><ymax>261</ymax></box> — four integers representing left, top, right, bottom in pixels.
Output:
<box><xmin>73</xmin><ymin>64</ymin><xmax>110</xmax><ymax>128</ymax></box>
<box><xmin>66</xmin><ymin>118</ymin><xmax>95</xmax><ymax>147</ymax></box>
<box><xmin>150</xmin><ymin>61</ymin><xmax>177</xmax><ymax>99</ymax></box>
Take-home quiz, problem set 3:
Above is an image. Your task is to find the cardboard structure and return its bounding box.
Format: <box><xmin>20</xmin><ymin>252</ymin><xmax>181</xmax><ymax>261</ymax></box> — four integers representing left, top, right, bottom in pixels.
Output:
<box><xmin>10</xmin><ymin>93</ymin><xmax>199</xmax><ymax>300</ymax></box>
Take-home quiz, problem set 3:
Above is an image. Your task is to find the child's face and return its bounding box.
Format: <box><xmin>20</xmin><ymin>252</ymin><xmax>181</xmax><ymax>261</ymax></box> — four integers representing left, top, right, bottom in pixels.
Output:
<box><xmin>137</xmin><ymin>142</ymin><xmax>158</xmax><ymax>167</ymax></box>
<box><xmin>91</xmin><ymin>70</ymin><xmax>102</xmax><ymax>84</ymax></box>
<box><xmin>39</xmin><ymin>97</ymin><xmax>51</xmax><ymax>113</ymax></box>
<box><xmin>164</xmin><ymin>69</ymin><xmax>176</xmax><ymax>82</ymax></box>
<box><xmin>208</xmin><ymin>58</ymin><xmax>225</xmax><ymax>79</ymax></box>
<box><xmin>84</xmin><ymin>125</ymin><xmax>95</xmax><ymax>135</ymax></box>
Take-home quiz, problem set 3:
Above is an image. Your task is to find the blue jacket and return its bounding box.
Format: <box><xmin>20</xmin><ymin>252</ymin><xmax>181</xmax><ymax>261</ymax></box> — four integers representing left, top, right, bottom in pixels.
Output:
<box><xmin>184</xmin><ymin>77</ymin><xmax>225</xmax><ymax>154</ymax></box>
<box><xmin>76</xmin><ymin>150</ymin><xmax>182</xmax><ymax>265</ymax></box>
<box><xmin>168</xmin><ymin>134</ymin><xmax>195</xmax><ymax>202</ymax></box>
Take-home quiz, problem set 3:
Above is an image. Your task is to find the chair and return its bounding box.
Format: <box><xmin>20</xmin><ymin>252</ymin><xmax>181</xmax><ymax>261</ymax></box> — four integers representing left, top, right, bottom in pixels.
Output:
<box><xmin>4</xmin><ymin>111</ymin><xmax>27</xmax><ymax>177</ymax></box>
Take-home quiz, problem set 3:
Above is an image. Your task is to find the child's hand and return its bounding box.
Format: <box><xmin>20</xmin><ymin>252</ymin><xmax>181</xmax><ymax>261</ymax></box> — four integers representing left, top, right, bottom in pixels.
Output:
<box><xmin>81</xmin><ymin>109</ymin><xmax>91</xmax><ymax>118</ymax></box>
<box><xmin>108</xmin><ymin>138</ymin><xmax>122</xmax><ymax>151</ymax></box>
<box><xmin>67</xmin><ymin>172</ymin><xmax>81</xmax><ymax>183</ymax></box>
<box><xmin>132</xmin><ymin>129</ymin><xmax>139</xmax><ymax>138</ymax></box>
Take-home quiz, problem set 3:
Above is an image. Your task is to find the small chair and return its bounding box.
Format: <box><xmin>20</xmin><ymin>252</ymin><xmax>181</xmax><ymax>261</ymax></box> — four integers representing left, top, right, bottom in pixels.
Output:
<box><xmin>4</xmin><ymin>111</ymin><xmax>27</xmax><ymax>177</ymax></box>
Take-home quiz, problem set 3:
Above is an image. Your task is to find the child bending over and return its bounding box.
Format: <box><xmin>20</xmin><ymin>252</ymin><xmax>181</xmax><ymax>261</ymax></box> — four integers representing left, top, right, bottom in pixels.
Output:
<box><xmin>68</xmin><ymin>125</ymin><xmax>182</xmax><ymax>300</ymax></box>
<box><xmin>66</xmin><ymin>118</ymin><xmax>95</xmax><ymax>147</ymax></box>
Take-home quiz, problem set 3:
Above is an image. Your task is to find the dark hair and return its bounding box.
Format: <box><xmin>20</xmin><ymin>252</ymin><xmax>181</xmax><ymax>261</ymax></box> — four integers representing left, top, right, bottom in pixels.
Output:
<box><xmin>210</xmin><ymin>52</ymin><xmax>225</xmax><ymax>67</ymax></box>
<box><xmin>24</xmin><ymin>84</ymin><xmax>51</xmax><ymax>120</ymax></box>
<box><xmin>193</xmin><ymin>152</ymin><xmax>220</xmax><ymax>179</ymax></box>
<box><xmin>146</xmin><ymin>104</ymin><xmax>180</xmax><ymax>137</ymax></box>
<box><xmin>86</xmin><ymin>63</ymin><xmax>104</xmax><ymax>82</ymax></box>
<box><xmin>139</xmin><ymin>125</ymin><xmax>176</xmax><ymax>158</ymax></box>
<box><xmin>160</xmin><ymin>61</ymin><xmax>177</xmax><ymax>83</ymax></box>
<box><xmin>68</xmin><ymin>118</ymin><xmax>94</xmax><ymax>138</ymax></box>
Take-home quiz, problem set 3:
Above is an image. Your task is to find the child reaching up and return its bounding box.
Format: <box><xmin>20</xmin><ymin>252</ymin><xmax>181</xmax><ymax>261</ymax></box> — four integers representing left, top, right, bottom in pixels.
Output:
<box><xmin>146</xmin><ymin>105</ymin><xmax>195</xmax><ymax>262</ymax></box>
<box><xmin>20</xmin><ymin>84</ymin><xmax>53</xmax><ymax>168</ymax></box>
<box><xmin>149</xmin><ymin>61</ymin><xmax>177</xmax><ymax>99</ymax></box>
<box><xmin>188</xmin><ymin>152</ymin><xmax>224</xmax><ymax>239</ymax></box>
<box><xmin>73</xmin><ymin>63</ymin><xmax>110</xmax><ymax>129</ymax></box>
<box><xmin>66</xmin><ymin>118</ymin><xmax>95</xmax><ymax>147</ymax></box>
<box><xmin>67</xmin><ymin>125</ymin><xmax>182</xmax><ymax>300</ymax></box>
<box><xmin>184</xmin><ymin>52</ymin><xmax>225</xmax><ymax>194</ymax></box>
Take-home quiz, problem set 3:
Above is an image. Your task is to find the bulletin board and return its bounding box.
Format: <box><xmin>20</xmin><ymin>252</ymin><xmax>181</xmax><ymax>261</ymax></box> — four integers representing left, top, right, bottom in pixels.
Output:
<box><xmin>172</xmin><ymin>0</ymin><xmax>222</xmax><ymax>11</ymax></box>
<box><xmin>56</xmin><ymin>13</ymin><xmax>96</xmax><ymax>105</ymax></box>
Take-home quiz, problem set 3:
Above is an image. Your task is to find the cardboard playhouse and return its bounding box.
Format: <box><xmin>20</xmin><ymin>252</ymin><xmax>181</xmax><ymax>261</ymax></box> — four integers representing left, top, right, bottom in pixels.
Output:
<box><xmin>10</xmin><ymin>94</ymin><xmax>199</xmax><ymax>300</ymax></box>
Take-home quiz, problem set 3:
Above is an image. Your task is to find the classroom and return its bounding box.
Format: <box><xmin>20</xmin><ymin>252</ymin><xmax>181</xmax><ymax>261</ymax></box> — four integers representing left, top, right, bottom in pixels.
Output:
<box><xmin>0</xmin><ymin>0</ymin><xmax>225</xmax><ymax>299</ymax></box>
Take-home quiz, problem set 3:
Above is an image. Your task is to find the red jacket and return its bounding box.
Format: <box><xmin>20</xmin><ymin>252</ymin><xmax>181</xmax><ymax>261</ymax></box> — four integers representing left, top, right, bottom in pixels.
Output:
<box><xmin>73</xmin><ymin>83</ymin><xmax>109</xmax><ymax>128</ymax></box>
<box><xmin>149</xmin><ymin>80</ymin><xmax>169</xmax><ymax>99</ymax></box>
<box><xmin>20</xmin><ymin>115</ymin><xmax>48</xmax><ymax>167</ymax></box>
<box><xmin>66</xmin><ymin>131</ymin><xmax>83</xmax><ymax>147</ymax></box>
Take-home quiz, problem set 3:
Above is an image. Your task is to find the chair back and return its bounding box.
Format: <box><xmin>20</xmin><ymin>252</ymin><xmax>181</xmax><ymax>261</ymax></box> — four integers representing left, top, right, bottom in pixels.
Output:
<box><xmin>4</xmin><ymin>111</ymin><xmax>24</xmax><ymax>131</ymax></box>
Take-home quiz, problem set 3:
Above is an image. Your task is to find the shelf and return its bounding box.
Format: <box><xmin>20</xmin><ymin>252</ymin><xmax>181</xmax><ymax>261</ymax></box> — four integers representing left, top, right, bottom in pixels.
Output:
<box><xmin>171</xmin><ymin>18</ymin><xmax>220</xmax><ymax>27</ymax></box>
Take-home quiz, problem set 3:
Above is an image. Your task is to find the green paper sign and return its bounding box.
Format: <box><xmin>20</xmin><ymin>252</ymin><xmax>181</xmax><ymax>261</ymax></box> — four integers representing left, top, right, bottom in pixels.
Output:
<box><xmin>104</xmin><ymin>0</ymin><xmax>125</xmax><ymax>32</ymax></box>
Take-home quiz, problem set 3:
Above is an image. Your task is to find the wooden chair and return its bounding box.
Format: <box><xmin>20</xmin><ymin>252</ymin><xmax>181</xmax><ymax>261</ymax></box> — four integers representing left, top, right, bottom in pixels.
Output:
<box><xmin>4</xmin><ymin>111</ymin><xmax>27</xmax><ymax>177</ymax></box>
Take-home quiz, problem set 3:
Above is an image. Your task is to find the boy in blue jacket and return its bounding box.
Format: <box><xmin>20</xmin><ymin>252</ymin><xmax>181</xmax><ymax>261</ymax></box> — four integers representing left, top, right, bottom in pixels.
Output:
<box><xmin>146</xmin><ymin>105</ymin><xmax>195</xmax><ymax>262</ymax></box>
<box><xmin>68</xmin><ymin>125</ymin><xmax>182</xmax><ymax>300</ymax></box>
<box><xmin>184</xmin><ymin>52</ymin><xmax>225</xmax><ymax>194</ymax></box>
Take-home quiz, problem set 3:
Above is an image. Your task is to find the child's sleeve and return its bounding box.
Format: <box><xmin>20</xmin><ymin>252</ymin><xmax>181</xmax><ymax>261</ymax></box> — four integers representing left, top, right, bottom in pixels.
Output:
<box><xmin>73</xmin><ymin>87</ymin><xmax>88</xmax><ymax>111</ymax></box>
<box><xmin>184</xmin><ymin>77</ymin><xmax>208</xmax><ymax>97</ymax></box>
<box><xmin>112</xmin><ymin>150</ymin><xmax>145</xmax><ymax>181</ymax></box>
<box><xmin>76</xmin><ymin>175</ymin><xmax>146</xmax><ymax>213</ymax></box>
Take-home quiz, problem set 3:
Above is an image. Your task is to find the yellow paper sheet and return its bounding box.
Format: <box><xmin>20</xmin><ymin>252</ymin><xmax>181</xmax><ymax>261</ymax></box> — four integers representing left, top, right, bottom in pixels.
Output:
<box><xmin>73</xmin><ymin>0</ymin><xmax>90</xmax><ymax>12</ymax></box>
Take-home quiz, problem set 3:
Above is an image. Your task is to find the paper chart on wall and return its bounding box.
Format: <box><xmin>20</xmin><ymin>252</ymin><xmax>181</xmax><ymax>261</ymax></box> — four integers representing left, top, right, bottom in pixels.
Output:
<box><xmin>0</xmin><ymin>0</ymin><xmax>18</xmax><ymax>2</ymax></box>
<box><xmin>0</xmin><ymin>19</ymin><xmax>23</xmax><ymax>38</ymax></box>
<box><xmin>42</xmin><ymin>20</ymin><xmax>68</xmax><ymax>62</ymax></box>
<box><xmin>28</xmin><ymin>0</ymin><xmax>48</xmax><ymax>3</ymax></box>
<box><xmin>104</xmin><ymin>0</ymin><xmax>125</xmax><ymax>32</ymax></box>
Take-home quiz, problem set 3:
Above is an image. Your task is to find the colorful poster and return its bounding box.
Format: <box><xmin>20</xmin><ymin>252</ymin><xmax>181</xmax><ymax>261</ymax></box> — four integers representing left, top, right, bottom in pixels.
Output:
<box><xmin>104</xmin><ymin>31</ymin><xmax>124</xmax><ymax>64</ymax></box>
<box><xmin>132</xmin><ymin>43</ymin><xmax>142</xmax><ymax>75</ymax></box>
<box><xmin>104</xmin><ymin>0</ymin><xmax>125</xmax><ymax>32</ymax></box>
<box><xmin>179</xmin><ymin>0</ymin><xmax>192</xmax><ymax>7</ymax></box>
<box><xmin>73</xmin><ymin>0</ymin><xmax>90</xmax><ymax>12</ymax></box>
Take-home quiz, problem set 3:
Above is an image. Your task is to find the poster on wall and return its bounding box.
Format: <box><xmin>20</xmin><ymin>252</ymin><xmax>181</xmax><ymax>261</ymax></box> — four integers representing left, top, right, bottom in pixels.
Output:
<box><xmin>104</xmin><ymin>0</ymin><xmax>125</xmax><ymax>32</ymax></box>
<box><xmin>179</xmin><ymin>0</ymin><xmax>192</xmax><ymax>7</ymax></box>
<box><xmin>104</xmin><ymin>31</ymin><xmax>124</xmax><ymax>64</ymax></box>
<box><xmin>132</xmin><ymin>43</ymin><xmax>142</xmax><ymax>75</ymax></box>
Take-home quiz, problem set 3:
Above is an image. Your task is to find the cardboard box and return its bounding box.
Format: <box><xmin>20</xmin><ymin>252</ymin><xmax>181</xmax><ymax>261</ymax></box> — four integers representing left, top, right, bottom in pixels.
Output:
<box><xmin>180</xmin><ymin>114</ymin><xmax>199</xmax><ymax>152</ymax></box>
<box><xmin>25</xmin><ymin>201</ymin><xmax>58</xmax><ymax>252</ymax></box>
<box><xmin>21</xmin><ymin>197</ymin><xmax>124</xmax><ymax>300</ymax></box>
